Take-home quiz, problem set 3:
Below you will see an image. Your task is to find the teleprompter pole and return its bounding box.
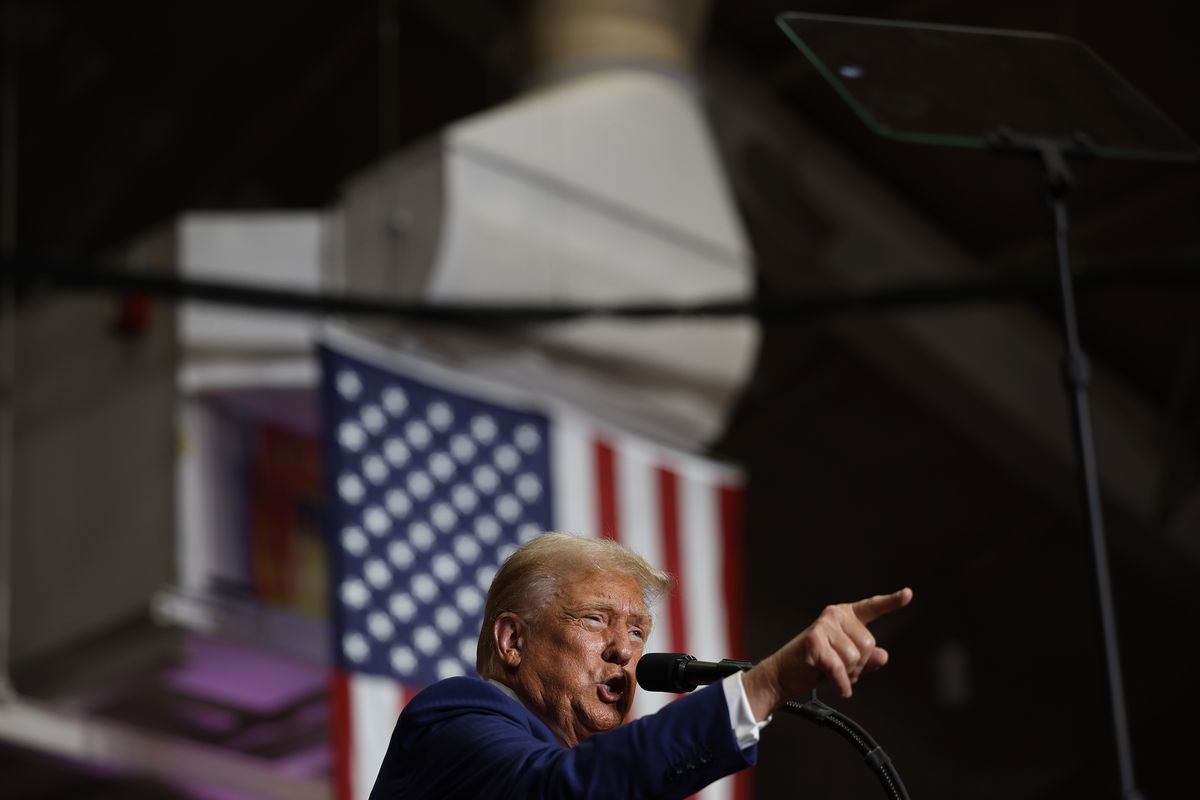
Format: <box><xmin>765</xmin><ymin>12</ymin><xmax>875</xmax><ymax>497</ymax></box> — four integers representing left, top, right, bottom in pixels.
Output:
<box><xmin>988</xmin><ymin>128</ymin><xmax>1142</xmax><ymax>800</ymax></box>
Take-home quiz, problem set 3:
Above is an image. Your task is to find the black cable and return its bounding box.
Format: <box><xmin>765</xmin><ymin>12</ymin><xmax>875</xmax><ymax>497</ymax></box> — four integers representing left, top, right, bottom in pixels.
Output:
<box><xmin>2</xmin><ymin>250</ymin><xmax>1199</xmax><ymax>326</ymax></box>
<box><xmin>783</xmin><ymin>695</ymin><xmax>910</xmax><ymax>800</ymax></box>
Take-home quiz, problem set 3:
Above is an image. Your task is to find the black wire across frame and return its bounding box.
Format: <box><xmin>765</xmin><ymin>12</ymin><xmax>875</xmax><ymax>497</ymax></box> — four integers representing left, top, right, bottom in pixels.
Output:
<box><xmin>2</xmin><ymin>251</ymin><xmax>1198</xmax><ymax>326</ymax></box>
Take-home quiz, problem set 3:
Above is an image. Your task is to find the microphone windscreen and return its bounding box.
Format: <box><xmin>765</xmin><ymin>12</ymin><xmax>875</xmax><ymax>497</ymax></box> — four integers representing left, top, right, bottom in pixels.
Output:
<box><xmin>636</xmin><ymin>652</ymin><xmax>693</xmax><ymax>693</ymax></box>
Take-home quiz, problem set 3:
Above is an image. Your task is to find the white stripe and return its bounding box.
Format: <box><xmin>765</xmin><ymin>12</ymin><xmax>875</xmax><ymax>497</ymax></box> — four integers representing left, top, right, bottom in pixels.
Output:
<box><xmin>680</xmin><ymin>470</ymin><xmax>729</xmax><ymax>664</ymax></box>
<box><xmin>679</xmin><ymin>461</ymin><xmax>736</xmax><ymax>800</ymax></box>
<box><xmin>615</xmin><ymin>437</ymin><xmax>673</xmax><ymax>721</ymax></box>
<box><xmin>549</xmin><ymin>413</ymin><xmax>596</xmax><ymax>537</ymax></box>
<box><xmin>699</xmin><ymin>772</ymin><xmax>737</xmax><ymax>800</ymax></box>
<box><xmin>350</xmin><ymin>674</ymin><xmax>401</xmax><ymax>800</ymax></box>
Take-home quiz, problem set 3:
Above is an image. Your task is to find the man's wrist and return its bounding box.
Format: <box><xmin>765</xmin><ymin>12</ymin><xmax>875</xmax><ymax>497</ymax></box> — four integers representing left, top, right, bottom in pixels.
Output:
<box><xmin>741</xmin><ymin>658</ymin><xmax>783</xmax><ymax>722</ymax></box>
<box><xmin>723</xmin><ymin>672</ymin><xmax>771</xmax><ymax>750</ymax></box>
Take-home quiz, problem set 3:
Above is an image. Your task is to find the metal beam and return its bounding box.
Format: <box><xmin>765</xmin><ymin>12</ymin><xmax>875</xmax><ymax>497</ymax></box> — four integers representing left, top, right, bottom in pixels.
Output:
<box><xmin>0</xmin><ymin>696</ymin><xmax>329</xmax><ymax>800</ymax></box>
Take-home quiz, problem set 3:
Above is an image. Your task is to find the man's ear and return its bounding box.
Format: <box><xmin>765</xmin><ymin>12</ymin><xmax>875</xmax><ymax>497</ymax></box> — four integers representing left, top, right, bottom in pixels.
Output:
<box><xmin>494</xmin><ymin>612</ymin><xmax>525</xmax><ymax>669</ymax></box>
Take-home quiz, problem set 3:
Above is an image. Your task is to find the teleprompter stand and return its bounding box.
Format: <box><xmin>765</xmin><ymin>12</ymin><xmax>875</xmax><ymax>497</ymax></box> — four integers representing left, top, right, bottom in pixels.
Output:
<box><xmin>987</xmin><ymin>126</ymin><xmax>1141</xmax><ymax>799</ymax></box>
<box><xmin>777</xmin><ymin>11</ymin><xmax>1200</xmax><ymax>799</ymax></box>
<box><xmin>986</xmin><ymin>127</ymin><xmax>1139</xmax><ymax>799</ymax></box>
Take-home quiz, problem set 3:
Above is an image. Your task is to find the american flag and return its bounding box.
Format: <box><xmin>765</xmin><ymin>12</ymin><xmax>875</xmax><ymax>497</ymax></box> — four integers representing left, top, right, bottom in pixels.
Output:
<box><xmin>321</xmin><ymin>333</ymin><xmax>749</xmax><ymax>800</ymax></box>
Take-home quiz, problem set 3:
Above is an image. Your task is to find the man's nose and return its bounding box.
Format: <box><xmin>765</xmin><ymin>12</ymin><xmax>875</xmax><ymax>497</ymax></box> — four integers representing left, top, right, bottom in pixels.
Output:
<box><xmin>604</xmin><ymin>631</ymin><xmax>634</xmax><ymax>665</ymax></box>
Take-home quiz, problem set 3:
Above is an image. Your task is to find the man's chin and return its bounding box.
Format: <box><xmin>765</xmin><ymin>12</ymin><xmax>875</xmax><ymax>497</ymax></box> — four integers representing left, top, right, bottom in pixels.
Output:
<box><xmin>582</xmin><ymin>707</ymin><xmax>627</xmax><ymax>735</ymax></box>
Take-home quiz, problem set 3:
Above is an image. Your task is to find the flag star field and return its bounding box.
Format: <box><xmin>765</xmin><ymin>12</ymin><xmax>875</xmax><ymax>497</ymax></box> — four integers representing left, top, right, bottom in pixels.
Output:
<box><xmin>324</xmin><ymin>348</ymin><xmax>554</xmax><ymax>687</ymax></box>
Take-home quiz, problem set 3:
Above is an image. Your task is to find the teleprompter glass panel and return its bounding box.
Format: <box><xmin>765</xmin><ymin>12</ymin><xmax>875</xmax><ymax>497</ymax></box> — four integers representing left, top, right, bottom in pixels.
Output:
<box><xmin>776</xmin><ymin>12</ymin><xmax>1199</xmax><ymax>163</ymax></box>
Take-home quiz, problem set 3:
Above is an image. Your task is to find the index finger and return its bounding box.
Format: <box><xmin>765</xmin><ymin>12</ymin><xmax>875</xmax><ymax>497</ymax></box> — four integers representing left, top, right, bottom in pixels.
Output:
<box><xmin>851</xmin><ymin>587</ymin><xmax>913</xmax><ymax>624</ymax></box>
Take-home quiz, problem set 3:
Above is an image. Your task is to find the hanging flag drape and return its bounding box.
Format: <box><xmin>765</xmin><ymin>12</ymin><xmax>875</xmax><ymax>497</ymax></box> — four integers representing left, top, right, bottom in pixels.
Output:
<box><xmin>321</xmin><ymin>329</ymin><xmax>749</xmax><ymax>800</ymax></box>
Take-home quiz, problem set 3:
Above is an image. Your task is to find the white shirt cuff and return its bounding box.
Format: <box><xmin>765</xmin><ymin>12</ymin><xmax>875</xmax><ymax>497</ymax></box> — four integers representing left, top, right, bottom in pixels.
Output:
<box><xmin>722</xmin><ymin>671</ymin><xmax>771</xmax><ymax>750</ymax></box>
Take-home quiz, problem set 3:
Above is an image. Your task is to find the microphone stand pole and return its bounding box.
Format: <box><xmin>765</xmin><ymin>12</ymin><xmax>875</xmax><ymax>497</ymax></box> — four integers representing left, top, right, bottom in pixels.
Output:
<box><xmin>986</xmin><ymin>128</ymin><xmax>1143</xmax><ymax>800</ymax></box>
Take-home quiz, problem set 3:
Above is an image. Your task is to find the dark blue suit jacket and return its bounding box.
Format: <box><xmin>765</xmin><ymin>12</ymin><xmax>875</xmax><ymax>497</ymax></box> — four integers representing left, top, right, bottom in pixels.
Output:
<box><xmin>369</xmin><ymin>676</ymin><xmax>756</xmax><ymax>799</ymax></box>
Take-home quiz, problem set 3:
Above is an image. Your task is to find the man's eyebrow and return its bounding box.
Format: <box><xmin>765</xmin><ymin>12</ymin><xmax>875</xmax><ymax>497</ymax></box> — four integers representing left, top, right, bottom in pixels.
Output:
<box><xmin>566</xmin><ymin>602</ymin><xmax>651</xmax><ymax>624</ymax></box>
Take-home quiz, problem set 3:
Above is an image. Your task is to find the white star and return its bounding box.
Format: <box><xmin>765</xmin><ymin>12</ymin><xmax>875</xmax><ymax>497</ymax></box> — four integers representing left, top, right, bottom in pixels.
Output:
<box><xmin>388</xmin><ymin>540</ymin><xmax>415</xmax><ymax>569</ymax></box>
<box><xmin>495</xmin><ymin>494</ymin><xmax>522</xmax><ymax>523</ymax></box>
<box><xmin>406</xmin><ymin>420</ymin><xmax>433</xmax><ymax>450</ymax></box>
<box><xmin>390</xmin><ymin>646</ymin><xmax>417</xmax><ymax>676</ymax></box>
<box><xmin>476</xmin><ymin>564</ymin><xmax>498</xmax><ymax>590</ymax></box>
<box><xmin>429</xmin><ymin>452</ymin><xmax>456</xmax><ymax>482</ymax></box>
<box><xmin>368</xmin><ymin>612</ymin><xmax>394</xmax><ymax>641</ymax></box>
<box><xmin>412</xmin><ymin>573</ymin><xmax>439</xmax><ymax>602</ymax></box>
<box><xmin>432</xmin><ymin>553</ymin><xmax>460</xmax><ymax>583</ymax></box>
<box><xmin>362</xmin><ymin>454</ymin><xmax>389</xmax><ymax>485</ymax></box>
<box><xmin>409</xmin><ymin>521</ymin><xmax>435</xmax><ymax>551</ymax></box>
<box><xmin>450</xmin><ymin>434</ymin><xmax>477</xmax><ymax>463</ymax></box>
<box><xmin>338</xmin><ymin>473</ymin><xmax>365</xmax><ymax>504</ymax></box>
<box><xmin>414</xmin><ymin>626</ymin><xmax>441</xmax><ymax>656</ymax></box>
<box><xmin>338</xmin><ymin>421</ymin><xmax>366</xmax><ymax>452</ymax></box>
<box><xmin>474</xmin><ymin>515</ymin><xmax>501</xmax><ymax>544</ymax></box>
<box><xmin>385</xmin><ymin>488</ymin><xmax>412</xmax><ymax>518</ymax></box>
<box><xmin>360</xmin><ymin>404</ymin><xmax>386</xmax><ymax>434</ymax></box>
<box><xmin>473</xmin><ymin>465</ymin><xmax>500</xmax><ymax>494</ymax></box>
<box><xmin>364</xmin><ymin>558</ymin><xmax>392</xmax><ymax>589</ymax></box>
<box><xmin>389</xmin><ymin>592</ymin><xmax>417</xmax><ymax>622</ymax></box>
<box><xmin>451</xmin><ymin>484</ymin><xmax>479</xmax><ymax>514</ymax></box>
<box><xmin>514</xmin><ymin>423</ymin><xmax>541</xmax><ymax>453</ymax></box>
<box><xmin>382</xmin><ymin>386</ymin><xmax>408</xmax><ymax>416</ymax></box>
<box><xmin>494</xmin><ymin>445</ymin><xmax>520</xmax><ymax>474</ymax></box>
<box><xmin>435</xmin><ymin>605</ymin><xmax>463</xmax><ymax>635</ymax></box>
<box><xmin>363</xmin><ymin>505</ymin><xmax>391</xmax><ymax>536</ymax></box>
<box><xmin>336</xmin><ymin>370</ymin><xmax>362</xmax><ymax>401</ymax></box>
<box><xmin>456</xmin><ymin>585</ymin><xmax>484</xmax><ymax>615</ymax></box>
<box><xmin>407</xmin><ymin>470</ymin><xmax>434</xmax><ymax>501</ymax></box>
<box><xmin>517</xmin><ymin>523</ymin><xmax>541</xmax><ymax>544</ymax></box>
<box><xmin>471</xmin><ymin>415</ymin><xmax>497</xmax><ymax>445</ymax></box>
<box><xmin>431</xmin><ymin>502</ymin><xmax>457</xmax><ymax>532</ymax></box>
<box><xmin>427</xmin><ymin>402</ymin><xmax>454</xmax><ymax>432</ymax></box>
<box><xmin>437</xmin><ymin>658</ymin><xmax>466</xmax><ymax>680</ymax></box>
<box><xmin>515</xmin><ymin>473</ymin><xmax>541</xmax><ymax>502</ymax></box>
<box><xmin>383</xmin><ymin>437</ymin><xmax>411</xmax><ymax>468</ymax></box>
<box><xmin>343</xmin><ymin>633</ymin><xmax>369</xmax><ymax>663</ymax></box>
<box><xmin>453</xmin><ymin>535</ymin><xmax>481</xmax><ymax>564</ymax></box>
<box><xmin>342</xmin><ymin>526</ymin><xmax>368</xmax><ymax>556</ymax></box>
<box><xmin>341</xmin><ymin>578</ymin><xmax>370</xmax><ymax>609</ymax></box>
<box><xmin>459</xmin><ymin>638</ymin><xmax>477</xmax><ymax>664</ymax></box>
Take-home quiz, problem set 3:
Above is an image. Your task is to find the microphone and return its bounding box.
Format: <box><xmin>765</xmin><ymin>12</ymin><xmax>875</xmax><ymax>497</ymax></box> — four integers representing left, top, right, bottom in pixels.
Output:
<box><xmin>637</xmin><ymin>652</ymin><xmax>754</xmax><ymax>693</ymax></box>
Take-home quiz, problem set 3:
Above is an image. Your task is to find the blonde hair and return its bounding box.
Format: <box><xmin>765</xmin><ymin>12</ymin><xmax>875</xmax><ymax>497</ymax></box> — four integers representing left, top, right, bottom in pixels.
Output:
<box><xmin>475</xmin><ymin>533</ymin><xmax>672</xmax><ymax>679</ymax></box>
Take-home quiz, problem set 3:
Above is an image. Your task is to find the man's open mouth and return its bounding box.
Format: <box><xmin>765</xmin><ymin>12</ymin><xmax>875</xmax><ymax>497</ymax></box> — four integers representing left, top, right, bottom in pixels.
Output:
<box><xmin>597</xmin><ymin>674</ymin><xmax>627</xmax><ymax>703</ymax></box>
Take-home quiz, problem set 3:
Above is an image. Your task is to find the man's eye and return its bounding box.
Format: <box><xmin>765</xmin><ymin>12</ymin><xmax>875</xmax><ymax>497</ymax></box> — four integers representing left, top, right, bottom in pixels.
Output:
<box><xmin>630</xmin><ymin>628</ymin><xmax>646</xmax><ymax>640</ymax></box>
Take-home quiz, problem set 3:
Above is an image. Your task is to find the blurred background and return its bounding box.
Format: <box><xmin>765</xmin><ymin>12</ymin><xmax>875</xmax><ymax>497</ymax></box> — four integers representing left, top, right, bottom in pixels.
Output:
<box><xmin>3</xmin><ymin>0</ymin><xmax>1199</xmax><ymax>798</ymax></box>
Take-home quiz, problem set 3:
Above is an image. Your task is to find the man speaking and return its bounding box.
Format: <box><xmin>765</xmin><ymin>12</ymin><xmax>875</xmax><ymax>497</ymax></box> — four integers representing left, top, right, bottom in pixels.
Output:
<box><xmin>369</xmin><ymin>533</ymin><xmax>912</xmax><ymax>798</ymax></box>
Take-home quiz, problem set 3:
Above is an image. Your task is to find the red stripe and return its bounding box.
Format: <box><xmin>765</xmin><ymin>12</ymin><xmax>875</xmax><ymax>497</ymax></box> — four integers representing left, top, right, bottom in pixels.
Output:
<box><xmin>718</xmin><ymin>484</ymin><xmax>746</xmax><ymax>659</ymax></box>
<box><xmin>733</xmin><ymin>768</ymin><xmax>754</xmax><ymax>800</ymax></box>
<box><xmin>594</xmin><ymin>439</ymin><xmax>618</xmax><ymax>540</ymax></box>
<box><xmin>399</xmin><ymin>683</ymin><xmax>419</xmax><ymax>714</ymax></box>
<box><xmin>656</xmin><ymin>467</ymin><xmax>688</xmax><ymax>655</ymax></box>
<box><xmin>329</xmin><ymin>670</ymin><xmax>354</xmax><ymax>800</ymax></box>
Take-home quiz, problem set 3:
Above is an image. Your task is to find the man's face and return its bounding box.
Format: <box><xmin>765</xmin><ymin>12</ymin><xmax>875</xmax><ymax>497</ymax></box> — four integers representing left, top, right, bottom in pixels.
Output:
<box><xmin>508</xmin><ymin>570</ymin><xmax>651</xmax><ymax>747</ymax></box>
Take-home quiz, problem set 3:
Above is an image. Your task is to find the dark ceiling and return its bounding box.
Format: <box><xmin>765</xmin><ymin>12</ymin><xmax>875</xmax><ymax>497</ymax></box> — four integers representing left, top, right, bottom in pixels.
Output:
<box><xmin>10</xmin><ymin>1</ymin><xmax>1200</xmax><ymax>401</ymax></box>
<box><xmin>5</xmin><ymin>1</ymin><xmax>1200</xmax><ymax>798</ymax></box>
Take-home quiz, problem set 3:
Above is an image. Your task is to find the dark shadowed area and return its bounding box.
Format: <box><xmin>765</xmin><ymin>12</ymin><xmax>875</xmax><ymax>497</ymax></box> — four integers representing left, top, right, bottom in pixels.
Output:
<box><xmin>4</xmin><ymin>1</ymin><xmax>1199</xmax><ymax>798</ymax></box>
